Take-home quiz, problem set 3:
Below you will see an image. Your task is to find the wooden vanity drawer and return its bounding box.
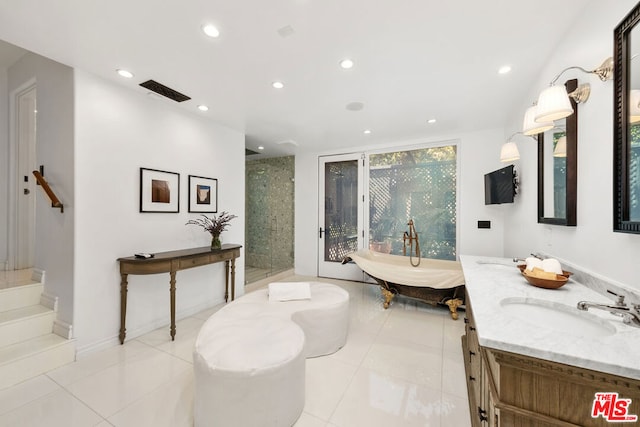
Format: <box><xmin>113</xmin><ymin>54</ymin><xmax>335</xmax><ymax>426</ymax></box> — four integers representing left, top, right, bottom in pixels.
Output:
<box><xmin>179</xmin><ymin>255</ymin><xmax>212</xmax><ymax>269</ymax></box>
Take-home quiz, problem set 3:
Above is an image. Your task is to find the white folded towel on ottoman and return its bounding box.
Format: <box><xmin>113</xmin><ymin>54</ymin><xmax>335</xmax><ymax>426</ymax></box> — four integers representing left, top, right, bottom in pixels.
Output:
<box><xmin>268</xmin><ymin>282</ymin><xmax>311</xmax><ymax>302</ymax></box>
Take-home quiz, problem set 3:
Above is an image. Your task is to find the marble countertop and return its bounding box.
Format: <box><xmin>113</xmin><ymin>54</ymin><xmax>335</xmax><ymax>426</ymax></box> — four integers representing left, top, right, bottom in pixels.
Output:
<box><xmin>460</xmin><ymin>255</ymin><xmax>640</xmax><ymax>380</ymax></box>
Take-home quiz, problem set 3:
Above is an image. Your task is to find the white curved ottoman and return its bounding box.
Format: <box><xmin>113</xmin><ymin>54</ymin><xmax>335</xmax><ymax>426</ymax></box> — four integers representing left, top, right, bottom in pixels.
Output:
<box><xmin>193</xmin><ymin>316</ymin><xmax>305</xmax><ymax>427</ymax></box>
<box><xmin>193</xmin><ymin>282</ymin><xmax>349</xmax><ymax>427</ymax></box>
<box><xmin>235</xmin><ymin>282</ymin><xmax>350</xmax><ymax>357</ymax></box>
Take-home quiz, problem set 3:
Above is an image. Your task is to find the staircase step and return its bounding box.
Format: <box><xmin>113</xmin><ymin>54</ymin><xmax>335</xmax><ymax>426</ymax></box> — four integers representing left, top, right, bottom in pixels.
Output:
<box><xmin>0</xmin><ymin>283</ymin><xmax>43</xmax><ymax>312</ymax></box>
<box><xmin>0</xmin><ymin>305</ymin><xmax>56</xmax><ymax>346</ymax></box>
<box><xmin>0</xmin><ymin>333</ymin><xmax>75</xmax><ymax>389</ymax></box>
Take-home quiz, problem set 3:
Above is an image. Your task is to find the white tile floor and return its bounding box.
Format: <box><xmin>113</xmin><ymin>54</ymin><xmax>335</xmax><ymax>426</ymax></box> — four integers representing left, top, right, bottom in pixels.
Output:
<box><xmin>0</xmin><ymin>276</ymin><xmax>471</xmax><ymax>427</ymax></box>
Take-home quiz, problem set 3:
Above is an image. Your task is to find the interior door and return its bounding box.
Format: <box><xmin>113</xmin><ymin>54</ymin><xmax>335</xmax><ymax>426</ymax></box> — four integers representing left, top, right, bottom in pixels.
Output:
<box><xmin>318</xmin><ymin>153</ymin><xmax>365</xmax><ymax>280</ymax></box>
<box><xmin>15</xmin><ymin>86</ymin><xmax>37</xmax><ymax>270</ymax></box>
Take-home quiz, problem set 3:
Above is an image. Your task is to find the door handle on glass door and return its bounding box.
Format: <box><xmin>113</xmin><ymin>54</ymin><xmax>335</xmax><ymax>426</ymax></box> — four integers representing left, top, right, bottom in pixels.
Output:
<box><xmin>319</xmin><ymin>227</ymin><xmax>324</xmax><ymax>238</ymax></box>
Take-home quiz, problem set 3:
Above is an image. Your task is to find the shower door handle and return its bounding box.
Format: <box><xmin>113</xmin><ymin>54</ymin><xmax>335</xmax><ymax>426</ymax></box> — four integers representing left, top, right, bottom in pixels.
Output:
<box><xmin>319</xmin><ymin>227</ymin><xmax>324</xmax><ymax>238</ymax></box>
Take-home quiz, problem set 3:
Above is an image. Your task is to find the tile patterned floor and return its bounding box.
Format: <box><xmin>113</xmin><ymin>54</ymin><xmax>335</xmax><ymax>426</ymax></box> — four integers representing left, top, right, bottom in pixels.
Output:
<box><xmin>0</xmin><ymin>275</ymin><xmax>471</xmax><ymax>427</ymax></box>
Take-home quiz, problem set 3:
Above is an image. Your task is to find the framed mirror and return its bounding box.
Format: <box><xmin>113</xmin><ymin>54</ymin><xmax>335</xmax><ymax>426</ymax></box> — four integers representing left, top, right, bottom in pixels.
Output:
<box><xmin>538</xmin><ymin>79</ymin><xmax>577</xmax><ymax>226</ymax></box>
<box><xmin>614</xmin><ymin>3</ymin><xmax>640</xmax><ymax>233</ymax></box>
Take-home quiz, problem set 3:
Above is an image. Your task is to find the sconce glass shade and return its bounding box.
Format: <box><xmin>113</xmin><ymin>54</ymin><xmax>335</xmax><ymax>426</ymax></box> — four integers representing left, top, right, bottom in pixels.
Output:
<box><xmin>535</xmin><ymin>85</ymin><xmax>574</xmax><ymax>122</ymax></box>
<box><xmin>500</xmin><ymin>141</ymin><xmax>520</xmax><ymax>162</ymax></box>
<box><xmin>553</xmin><ymin>136</ymin><xmax>567</xmax><ymax>157</ymax></box>
<box><xmin>630</xmin><ymin>90</ymin><xmax>640</xmax><ymax>124</ymax></box>
<box><xmin>522</xmin><ymin>105</ymin><xmax>554</xmax><ymax>135</ymax></box>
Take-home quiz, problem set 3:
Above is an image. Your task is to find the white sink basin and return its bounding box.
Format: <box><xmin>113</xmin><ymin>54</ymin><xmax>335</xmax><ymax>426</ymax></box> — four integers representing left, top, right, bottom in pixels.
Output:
<box><xmin>499</xmin><ymin>297</ymin><xmax>616</xmax><ymax>338</ymax></box>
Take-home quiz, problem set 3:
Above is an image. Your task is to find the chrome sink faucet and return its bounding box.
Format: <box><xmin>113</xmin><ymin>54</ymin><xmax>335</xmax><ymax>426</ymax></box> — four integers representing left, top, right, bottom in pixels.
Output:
<box><xmin>512</xmin><ymin>253</ymin><xmax>545</xmax><ymax>263</ymax></box>
<box><xmin>577</xmin><ymin>290</ymin><xmax>640</xmax><ymax>328</ymax></box>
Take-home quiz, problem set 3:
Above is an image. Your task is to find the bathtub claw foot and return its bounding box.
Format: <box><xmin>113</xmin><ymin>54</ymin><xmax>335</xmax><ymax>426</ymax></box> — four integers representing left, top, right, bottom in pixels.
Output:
<box><xmin>381</xmin><ymin>288</ymin><xmax>395</xmax><ymax>309</ymax></box>
<box><xmin>445</xmin><ymin>298</ymin><xmax>463</xmax><ymax>320</ymax></box>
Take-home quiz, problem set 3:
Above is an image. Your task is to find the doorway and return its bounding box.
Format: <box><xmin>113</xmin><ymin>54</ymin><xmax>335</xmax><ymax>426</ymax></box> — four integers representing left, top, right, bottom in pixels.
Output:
<box><xmin>317</xmin><ymin>153</ymin><xmax>365</xmax><ymax>281</ymax></box>
<box><xmin>9</xmin><ymin>84</ymin><xmax>37</xmax><ymax>271</ymax></box>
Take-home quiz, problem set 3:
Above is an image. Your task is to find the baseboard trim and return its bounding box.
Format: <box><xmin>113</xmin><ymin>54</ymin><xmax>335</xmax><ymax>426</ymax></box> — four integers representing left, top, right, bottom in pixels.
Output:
<box><xmin>53</xmin><ymin>319</ymin><xmax>73</xmax><ymax>339</ymax></box>
<box><xmin>40</xmin><ymin>292</ymin><xmax>58</xmax><ymax>311</ymax></box>
<box><xmin>40</xmin><ymin>292</ymin><xmax>58</xmax><ymax>312</ymax></box>
<box><xmin>76</xmin><ymin>297</ymin><xmax>227</xmax><ymax>359</ymax></box>
<box><xmin>32</xmin><ymin>268</ymin><xmax>45</xmax><ymax>284</ymax></box>
<box><xmin>76</xmin><ymin>335</ymin><xmax>119</xmax><ymax>359</ymax></box>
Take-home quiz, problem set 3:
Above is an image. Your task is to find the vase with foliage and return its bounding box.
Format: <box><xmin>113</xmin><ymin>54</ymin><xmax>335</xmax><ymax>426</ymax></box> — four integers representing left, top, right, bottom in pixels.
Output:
<box><xmin>186</xmin><ymin>211</ymin><xmax>237</xmax><ymax>250</ymax></box>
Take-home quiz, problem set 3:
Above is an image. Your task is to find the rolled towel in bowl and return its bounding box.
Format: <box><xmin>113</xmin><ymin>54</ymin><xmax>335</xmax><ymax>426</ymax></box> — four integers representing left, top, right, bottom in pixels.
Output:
<box><xmin>268</xmin><ymin>282</ymin><xmax>311</xmax><ymax>302</ymax></box>
<box><xmin>525</xmin><ymin>257</ymin><xmax>543</xmax><ymax>272</ymax></box>
<box><xmin>541</xmin><ymin>258</ymin><xmax>563</xmax><ymax>275</ymax></box>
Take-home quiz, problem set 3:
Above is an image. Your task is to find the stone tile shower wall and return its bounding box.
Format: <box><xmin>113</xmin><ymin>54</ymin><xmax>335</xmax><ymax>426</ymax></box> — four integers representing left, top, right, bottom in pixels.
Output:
<box><xmin>245</xmin><ymin>156</ymin><xmax>295</xmax><ymax>274</ymax></box>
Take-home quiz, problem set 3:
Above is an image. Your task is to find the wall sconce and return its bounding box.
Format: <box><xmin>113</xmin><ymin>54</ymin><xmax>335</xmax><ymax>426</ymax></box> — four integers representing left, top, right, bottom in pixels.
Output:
<box><xmin>534</xmin><ymin>57</ymin><xmax>614</xmax><ymax>123</ymax></box>
<box><xmin>500</xmin><ymin>132</ymin><xmax>538</xmax><ymax>162</ymax></box>
<box><xmin>500</xmin><ymin>141</ymin><xmax>520</xmax><ymax>162</ymax></box>
<box><xmin>553</xmin><ymin>135</ymin><xmax>567</xmax><ymax>157</ymax></box>
<box><xmin>522</xmin><ymin>104</ymin><xmax>553</xmax><ymax>135</ymax></box>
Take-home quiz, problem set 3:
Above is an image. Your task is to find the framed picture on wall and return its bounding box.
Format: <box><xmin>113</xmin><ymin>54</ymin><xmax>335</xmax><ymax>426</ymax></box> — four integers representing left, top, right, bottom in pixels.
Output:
<box><xmin>188</xmin><ymin>175</ymin><xmax>218</xmax><ymax>213</ymax></box>
<box><xmin>140</xmin><ymin>168</ymin><xmax>180</xmax><ymax>213</ymax></box>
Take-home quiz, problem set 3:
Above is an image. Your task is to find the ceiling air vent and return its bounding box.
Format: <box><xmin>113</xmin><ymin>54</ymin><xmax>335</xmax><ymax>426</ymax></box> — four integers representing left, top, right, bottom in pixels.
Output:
<box><xmin>139</xmin><ymin>80</ymin><xmax>191</xmax><ymax>102</ymax></box>
<box><xmin>245</xmin><ymin>148</ymin><xmax>261</xmax><ymax>156</ymax></box>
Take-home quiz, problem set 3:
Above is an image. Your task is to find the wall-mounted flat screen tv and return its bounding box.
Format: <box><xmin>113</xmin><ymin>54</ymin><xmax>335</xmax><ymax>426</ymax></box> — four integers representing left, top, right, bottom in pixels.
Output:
<box><xmin>484</xmin><ymin>165</ymin><xmax>516</xmax><ymax>205</ymax></box>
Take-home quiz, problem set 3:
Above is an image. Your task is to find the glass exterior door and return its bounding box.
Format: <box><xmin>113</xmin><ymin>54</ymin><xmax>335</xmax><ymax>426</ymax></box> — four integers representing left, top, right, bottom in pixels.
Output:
<box><xmin>318</xmin><ymin>153</ymin><xmax>365</xmax><ymax>280</ymax></box>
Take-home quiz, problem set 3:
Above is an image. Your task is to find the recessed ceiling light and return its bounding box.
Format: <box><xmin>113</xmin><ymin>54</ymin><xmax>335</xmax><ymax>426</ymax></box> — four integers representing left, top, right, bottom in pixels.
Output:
<box><xmin>427</xmin><ymin>118</ymin><xmax>437</xmax><ymax>124</ymax></box>
<box><xmin>202</xmin><ymin>24</ymin><xmax>220</xmax><ymax>38</ymax></box>
<box><xmin>198</xmin><ymin>105</ymin><xmax>209</xmax><ymax>111</ymax></box>
<box><xmin>498</xmin><ymin>65</ymin><xmax>512</xmax><ymax>74</ymax></box>
<box><xmin>277</xmin><ymin>139</ymin><xmax>298</xmax><ymax>147</ymax></box>
<box><xmin>277</xmin><ymin>25</ymin><xmax>295</xmax><ymax>38</ymax></box>
<box><xmin>272</xmin><ymin>81</ymin><xmax>284</xmax><ymax>89</ymax></box>
<box><xmin>346</xmin><ymin>102</ymin><xmax>364</xmax><ymax>111</ymax></box>
<box><xmin>116</xmin><ymin>69</ymin><xmax>134</xmax><ymax>79</ymax></box>
<box><xmin>340</xmin><ymin>59</ymin><xmax>354</xmax><ymax>69</ymax></box>
<box><xmin>363</xmin><ymin>129</ymin><xmax>371</xmax><ymax>134</ymax></box>
<box><xmin>258</xmin><ymin>146</ymin><xmax>264</xmax><ymax>150</ymax></box>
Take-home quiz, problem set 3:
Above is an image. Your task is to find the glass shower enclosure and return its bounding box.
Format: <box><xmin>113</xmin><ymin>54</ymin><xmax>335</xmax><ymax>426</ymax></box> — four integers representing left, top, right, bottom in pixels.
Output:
<box><xmin>245</xmin><ymin>156</ymin><xmax>295</xmax><ymax>284</ymax></box>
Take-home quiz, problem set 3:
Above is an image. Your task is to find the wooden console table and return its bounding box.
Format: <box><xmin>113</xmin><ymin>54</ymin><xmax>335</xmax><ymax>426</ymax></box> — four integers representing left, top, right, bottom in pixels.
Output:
<box><xmin>117</xmin><ymin>243</ymin><xmax>242</xmax><ymax>344</ymax></box>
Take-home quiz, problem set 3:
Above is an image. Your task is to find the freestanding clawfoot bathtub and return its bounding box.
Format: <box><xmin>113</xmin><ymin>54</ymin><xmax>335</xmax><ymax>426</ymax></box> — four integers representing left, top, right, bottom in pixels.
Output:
<box><xmin>342</xmin><ymin>249</ymin><xmax>465</xmax><ymax>319</ymax></box>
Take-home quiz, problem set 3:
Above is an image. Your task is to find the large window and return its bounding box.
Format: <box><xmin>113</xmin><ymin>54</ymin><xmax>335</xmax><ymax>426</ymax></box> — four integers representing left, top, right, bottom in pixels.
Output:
<box><xmin>368</xmin><ymin>145</ymin><xmax>457</xmax><ymax>260</ymax></box>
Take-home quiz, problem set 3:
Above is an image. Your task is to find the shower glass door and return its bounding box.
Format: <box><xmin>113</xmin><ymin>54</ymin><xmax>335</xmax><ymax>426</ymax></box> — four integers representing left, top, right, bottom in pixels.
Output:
<box><xmin>245</xmin><ymin>156</ymin><xmax>295</xmax><ymax>284</ymax></box>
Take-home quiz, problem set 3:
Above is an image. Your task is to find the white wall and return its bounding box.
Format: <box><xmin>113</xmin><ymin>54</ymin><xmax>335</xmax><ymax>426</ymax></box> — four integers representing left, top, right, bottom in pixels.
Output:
<box><xmin>7</xmin><ymin>53</ymin><xmax>75</xmax><ymax>325</ymax></box>
<box><xmin>73</xmin><ymin>70</ymin><xmax>245</xmax><ymax>354</ymax></box>
<box><xmin>295</xmin><ymin>127</ymin><xmax>506</xmax><ymax>276</ymax></box>
<box><xmin>503</xmin><ymin>0</ymin><xmax>640</xmax><ymax>290</ymax></box>
<box><xmin>458</xmin><ymin>128</ymin><xmax>512</xmax><ymax>257</ymax></box>
<box><xmin>0</xmin><ymin>67</ymin><xmax>8</xmax><ymax>269</ymax></box>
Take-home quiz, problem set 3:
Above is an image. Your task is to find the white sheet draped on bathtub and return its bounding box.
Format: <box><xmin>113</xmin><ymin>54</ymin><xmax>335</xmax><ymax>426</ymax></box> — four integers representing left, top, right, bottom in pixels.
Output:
<box><xmin>346</xmin><ymin>249</ymin><xmax>465</xmax><ymax>289</ymax></box>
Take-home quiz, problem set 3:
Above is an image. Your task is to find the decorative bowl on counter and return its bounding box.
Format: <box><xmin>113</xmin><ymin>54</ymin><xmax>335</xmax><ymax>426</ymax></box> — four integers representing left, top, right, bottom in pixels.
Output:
<box><xmin>520</xmin><ymin>267</ymin><xmax>569</xmax><ymax>289</ymax></box>
<box><xmin>517</xmin><ymin>264</ymin><xmax>572</xmax><ymax>278</ymax></box>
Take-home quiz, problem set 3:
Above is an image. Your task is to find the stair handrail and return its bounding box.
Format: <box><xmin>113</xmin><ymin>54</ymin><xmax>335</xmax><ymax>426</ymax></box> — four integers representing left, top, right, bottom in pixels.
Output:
<box><xmin>32</xmin><ymin>170</ymin><xmax>64</xmax><ymax>213</ymax></box>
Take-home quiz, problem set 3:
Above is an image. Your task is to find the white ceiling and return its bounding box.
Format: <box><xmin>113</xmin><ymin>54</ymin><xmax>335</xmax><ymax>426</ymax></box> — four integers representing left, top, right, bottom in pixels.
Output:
<box><xmin>0</xmin><ymin>0</ymin><xmax>590</xmax><ymax>158</ymax></box>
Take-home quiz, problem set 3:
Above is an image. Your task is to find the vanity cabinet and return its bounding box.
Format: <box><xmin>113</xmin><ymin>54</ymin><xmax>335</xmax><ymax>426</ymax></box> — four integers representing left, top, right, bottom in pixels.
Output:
<box><xmin>463</xmin><ymin>299</ymin><xmax>499</xmax><ymax>426</ymax></box>
<box><xmin>463</xmin><ymin>291</ymin><xmax>640</xmax><ymax>427</ymax></box>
